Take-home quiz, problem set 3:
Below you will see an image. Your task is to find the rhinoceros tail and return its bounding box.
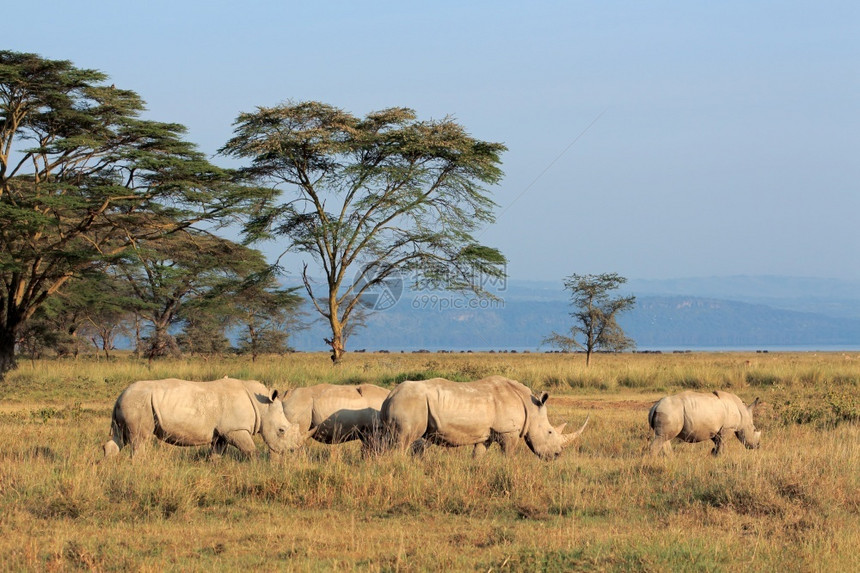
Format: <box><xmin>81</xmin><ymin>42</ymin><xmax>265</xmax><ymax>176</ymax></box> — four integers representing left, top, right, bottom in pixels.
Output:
<box><xmin>647</xmin><ymin>400</ymin><xmax>660</xmax><ymax>431</ymax></box>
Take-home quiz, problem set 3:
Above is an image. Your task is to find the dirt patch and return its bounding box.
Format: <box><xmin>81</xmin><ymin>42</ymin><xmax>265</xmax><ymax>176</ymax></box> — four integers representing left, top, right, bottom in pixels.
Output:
<box><xmin>550</xmin><ymin>397</ymin><xmax>656</xmax><ymax>411</ymax></box>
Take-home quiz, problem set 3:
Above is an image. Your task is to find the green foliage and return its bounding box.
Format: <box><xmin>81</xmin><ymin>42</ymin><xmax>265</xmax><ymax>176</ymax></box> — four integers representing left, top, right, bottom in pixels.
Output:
<box><xmin>779</xmin><ymin>389</ymin><xmax>859</xmax><ymax>428</ymax></box>
<box><xmin>227</xmin><ymin>270</ymin><xmax>306</xmax><ymax>359</ymax></box>
<box><xmin>498</xmin><ymin>548</ymin><xmax>587</xmax><ymax>571</ymax></box>
<box><xmin>0</xmin><ymin>50</ymin><xmax>265</xmax><ymax>377</ymax></box>
<box><xmin>118</xmin><ymin>231</ymin><xmax>272</xmax><ymax>359</ymax></box>
<box><xmin>176</xmin><ymin>316</ymin><xmax>230</xmax><ymax>357</ymax></box>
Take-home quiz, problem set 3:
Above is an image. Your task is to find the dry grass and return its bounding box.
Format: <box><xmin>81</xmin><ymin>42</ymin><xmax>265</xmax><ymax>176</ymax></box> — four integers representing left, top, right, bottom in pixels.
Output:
<box><xmin>0</xmin><ymin>351</ymin><xmax>857</xmax><ymax>571</ymax></box>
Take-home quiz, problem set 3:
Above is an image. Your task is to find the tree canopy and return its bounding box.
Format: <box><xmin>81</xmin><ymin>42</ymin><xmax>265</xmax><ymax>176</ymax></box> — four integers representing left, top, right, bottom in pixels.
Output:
<box><xmin>0</xmin><ymin>51</ymin><xmax>263</xmax><ymax>376</ymax></box>
<box><xmin>220</xmin><ymin>101</ymin><xmax>507</xmax><ymax>362</ymax></box>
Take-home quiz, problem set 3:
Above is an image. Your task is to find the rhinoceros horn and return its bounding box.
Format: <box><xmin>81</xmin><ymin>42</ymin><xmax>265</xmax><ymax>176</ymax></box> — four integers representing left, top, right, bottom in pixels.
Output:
<box><xmin>561</xmin><ymin>415</ymin><xmax>590</xmax><ymax>447</ymax></box>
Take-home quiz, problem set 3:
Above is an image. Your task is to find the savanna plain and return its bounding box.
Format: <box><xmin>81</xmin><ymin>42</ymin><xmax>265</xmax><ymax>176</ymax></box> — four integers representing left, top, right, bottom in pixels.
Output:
<box><xmin>0</xmin><ymin>351</ymin><xmax>857</xmax><ymax>572</ymax></box>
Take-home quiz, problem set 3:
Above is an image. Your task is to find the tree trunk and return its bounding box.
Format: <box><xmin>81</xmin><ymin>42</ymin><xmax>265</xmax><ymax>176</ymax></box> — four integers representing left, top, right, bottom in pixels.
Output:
<box><xmin>247</xmin><ymin>324</ymin><xmax>258</xmax><ymax>362</ymax></box>
<box><xmin>330</xmin><ymin>336</ymin><xmax>345</xmax><ymax>363</ymax></box>
<box><xmin>327</xmin><ymin>317</ymin><xmax>346</xmax><ymax>364</ymax></box>
<box><xmin>133</xmin><ymin>316</ymin><xmax>142</xmax><ymax>360</ymax></box>
<box><xmin>0</xmin><ymin>327</ymin><xmax>18</xmax><ymax>380</ymax></box>
<box><xmin>326</xmin><ymin>287</ymin><xmax>346</xmax><ymax>364</ymax></box>
<box><xmin>147</xmin><ymin>323</ymin><xmax>181</xmax><ymax>360</ymax></box>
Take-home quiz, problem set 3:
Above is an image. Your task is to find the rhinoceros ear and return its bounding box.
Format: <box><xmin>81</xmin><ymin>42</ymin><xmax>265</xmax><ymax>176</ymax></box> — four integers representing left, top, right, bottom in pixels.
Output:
<box><xmin>750</xmin><ymin>397</ymin><xmax>761</xmax><ymax>410</ymax></box>
<box><xmin>271</xmin><ymin>389</ymin><xmax>280</xmax><ymax>402</ymax></box>
<box><xmin>539</xmin><ymin>392</ymin><xmax>549</xmax><ymax>406</ymax></box>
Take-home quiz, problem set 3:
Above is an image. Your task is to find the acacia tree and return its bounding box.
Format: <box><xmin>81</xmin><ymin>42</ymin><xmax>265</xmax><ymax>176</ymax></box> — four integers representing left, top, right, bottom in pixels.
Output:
<box><xmin>0</xmin><ymin>51</ymin><xmax>259</xmax><ymax>377</ymax></box>
<box><xmin>543</xmin><ymin>273</ymin><xmax>636</xmax><ymax>366</ymax></box>
<box><xmin>45</xmin><ymin>272</ymin><xmax>138</xmax><ymax>359</ymax></box>
<box><xmin>175</xmin><ymin>313</ymin><xmax>231</xmax><ymax>358</ymax></box>
<box><xmin>220</xmin><ymin>102</ymin><xmax>507</xmax><ymax>362</ymax></box>
<box><xmin>229</xmin><ymin>274</ymin><xmax>305</xmax><ymax>361</ymax></box>
<box><xmin>116</xmin><ymin>230</ymin><xmax>268</xmax><ymax>360</ymax></box>
<box><xmin>74</xmin><ymin>274</ymin><xmax>139</xmax><ymax>359</ymax></box>
<box><xmin>178</xmin><ymin>269</ymin><xmax>305</xmax><ymax>361</ymax></box>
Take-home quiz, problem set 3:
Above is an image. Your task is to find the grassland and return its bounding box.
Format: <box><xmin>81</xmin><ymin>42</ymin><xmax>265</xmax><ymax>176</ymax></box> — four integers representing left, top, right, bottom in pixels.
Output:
<box><xmin>0</xmin><ymin>351</ymin><xmax>857</xmax><ymax>571</ymax></box>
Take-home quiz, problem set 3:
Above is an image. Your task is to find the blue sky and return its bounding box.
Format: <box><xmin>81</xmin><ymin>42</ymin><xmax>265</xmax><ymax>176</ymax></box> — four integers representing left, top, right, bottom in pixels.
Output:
<box><xmin>8</xmin><ymin>1</ymin><xmax>860</xmax><ymax>282</ymax></box>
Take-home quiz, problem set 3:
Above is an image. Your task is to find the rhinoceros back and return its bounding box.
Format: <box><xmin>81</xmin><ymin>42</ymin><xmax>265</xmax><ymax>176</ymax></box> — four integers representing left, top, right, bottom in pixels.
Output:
<box><xmin>149</xmin><ymin>382</ymin><xmax>226</xmax><ymax>446</ymax></box>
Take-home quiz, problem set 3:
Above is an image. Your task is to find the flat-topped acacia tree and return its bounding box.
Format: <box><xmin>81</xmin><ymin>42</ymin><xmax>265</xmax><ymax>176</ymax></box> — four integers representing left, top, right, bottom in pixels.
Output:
<box><xmin>220</xmin><ymin>102</ymin><xmax>507</xmax><ymax>362</ymax></box>
<box><xmin>0</xmin><ymin>51</ymin><xmax>260</xmax><ymax>377</ymax></box>
<box><xmin>543</xmin><ymin>273</ymin><xmax>637</xmax><ymax>366</ymax></box>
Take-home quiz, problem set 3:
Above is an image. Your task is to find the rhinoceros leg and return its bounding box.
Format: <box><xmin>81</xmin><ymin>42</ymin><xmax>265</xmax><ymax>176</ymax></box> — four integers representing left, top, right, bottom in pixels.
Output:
<box><xmin>359</xmin><ymin>423</ymin><xmax>386</xmax><ymax>457</ymax></box>
<box><xmin>359</xmin><ymin>437</ymin><xmax>377</xmax><ymax>457</ymax></box>
<box><xmin>710</xmin><ymin>432</ymin><xmax>724</xmax><ymax>456</ymax></box>
<box><xmin>221</xmin><ymin>429</ymin><xmax>258</xmax><ymax>457</ymax></box>
<box><xmin>209</xmin><ymin>436</ymin><xmax>229</xmax><ymax>460</ymax></box>
<box><xmin>472</xmin><ymin>443</ymin><xmax>489</xmax><ymax>458</ymax></box>
<box><xmin>409</xmin><ymin>438</ymin><xmax>427</xmax><ymax>456</ymax></box>
<box><xmin>129</xmin><ymin>433</ymin><xmax>154</xmax><ymax>457</ymax></box>
<box><xmin>496</xmin><ymin>433</ymin><xmax>520</xmax><ymax>457</ymax></box>
<box><xmin>127</xmin><ymin>416</ymin><xmax>156</xmax><ymax>457</ymax></box>
<box><xmin>649</xmin><ymin>435</ymin><xmax>673</xmax><ymax>457</ymax></box>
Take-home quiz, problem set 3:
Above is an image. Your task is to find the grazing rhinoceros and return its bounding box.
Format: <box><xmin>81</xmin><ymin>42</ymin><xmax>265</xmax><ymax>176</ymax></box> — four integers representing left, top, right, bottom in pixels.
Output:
<box><xmin>380</xmin><ymin>376</ymin><xmax>588</xmax><ymax>460</ymax></box>
<box><xmin>648</xmin><ymin>390</ymin><xmax>761</xmax><ymax>456</ymax></box>
<box><xmin>103</xmin><ymin>378</ymin><xmax>303</xmax><ymax>459</ymax></box>
<box><xmin>281</xmin><ymin>383</ymin><xmax>390</xmax><ymax>453</ymax></box>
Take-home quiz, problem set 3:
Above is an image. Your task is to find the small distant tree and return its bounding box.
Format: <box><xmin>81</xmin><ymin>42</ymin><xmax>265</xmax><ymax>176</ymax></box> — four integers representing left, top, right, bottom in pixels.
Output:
<box><xmin>57</xmin><ymin>273</ymin><xmax>138</xmax><ymax>360</ymax></box>
<box><xmin>81</xmin><ymin>281</ymin><xmax>138</xmax><ymax>360</ymax></box>
<box><xmin>543</xmin><ymin>273</ymin><xmax>636</xmax><ymax>366</ymax></box>
<box><xmin>16</xmin><ymin>307</ymin><xmax>66</xmax><ymax>362</ymax></box>
<box><xmin>230</xmin><ymin>274</ymin><xmax>306</xmax><ymax>361</ymax></box>
<box><xmin>117</xmin><ymin>230</ymin><xmax>269</xmax><ymax>361</ymax></box>
<box><xmin>176</xmin><ymin>313</ymin><xmax>231</xmax><ymax>358</ymax></box>
<box><xmin>25</xmin><ymin>289</ymin><xmax>88</xmax><ymax>358</ymax></box>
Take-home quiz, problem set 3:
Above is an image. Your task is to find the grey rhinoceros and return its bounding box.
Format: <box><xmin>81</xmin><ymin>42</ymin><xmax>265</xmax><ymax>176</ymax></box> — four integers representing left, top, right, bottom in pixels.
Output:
<box><xmin>281</xmin><ymin>383</ymin><xmax>390</xmax><ymax>453</ymax></box>
<box><xmin>380</xmin><ymin>376</ymin><xmax>588</xmax><ymax>460</ymax></box>
<box><xmin>648</xmin><ymin>390</ymin><xmax>761</xmax><ymax>456</ymax></box>
<box><xmin>103</xmin><ymin>378</ymin><xmax>303</xmax><ymax>459</ymax></box>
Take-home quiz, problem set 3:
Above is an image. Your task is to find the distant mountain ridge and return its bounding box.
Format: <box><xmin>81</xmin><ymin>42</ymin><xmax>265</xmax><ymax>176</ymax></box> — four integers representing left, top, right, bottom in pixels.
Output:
<box><xmin>627</xmin><ymin>276</ymin><xmax>860</xmax><ymax>320</ymax></box>
<box><xmin>287</xmin><ymin>276</ymin><xmax>860</xmax><ymax>352</ymax></box>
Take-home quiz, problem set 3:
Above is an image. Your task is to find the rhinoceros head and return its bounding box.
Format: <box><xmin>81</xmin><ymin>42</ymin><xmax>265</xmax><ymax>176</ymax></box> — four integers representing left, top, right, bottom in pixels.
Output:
<box><xmin>523</xmin><ymin>392</ymin><xmax>589</xmax><ymax>461</ymax></box>
<box><xmin>259</xmin><ymin>389</ymin><xmax>305</xmax><ymax>455</ymax></box>
<box><xmin>737</xmin><ymin>397</ymin><xmax>762</xmax><ymax>449</ymax></box>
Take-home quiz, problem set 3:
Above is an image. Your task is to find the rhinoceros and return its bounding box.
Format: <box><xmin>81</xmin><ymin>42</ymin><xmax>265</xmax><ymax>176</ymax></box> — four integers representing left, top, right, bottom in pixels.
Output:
<box><xmin>380</xmin><ymin>376</ymin><xmax>588</xmax><ymax>460</ymax></box>
<box><xmin>648</xmin><ymin>390</ymin><xmax>761</xmax><ymax>456</ymax></box>
<box><xmin>103</xmin><ymin>378</ymin><xmax>303</xmax><ymax>459</ymax></box>
<box><xmin>281</xmin><ymin>383</ymin><xmax>390</xmax><ymax>453</ymax></box>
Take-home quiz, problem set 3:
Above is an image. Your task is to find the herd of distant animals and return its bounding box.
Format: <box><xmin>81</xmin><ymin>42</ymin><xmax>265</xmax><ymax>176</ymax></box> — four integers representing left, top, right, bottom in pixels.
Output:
<box><xmin>102</xmin><ymin>376</ymin><xmax>761</xmax><ymax>461</ymax></box>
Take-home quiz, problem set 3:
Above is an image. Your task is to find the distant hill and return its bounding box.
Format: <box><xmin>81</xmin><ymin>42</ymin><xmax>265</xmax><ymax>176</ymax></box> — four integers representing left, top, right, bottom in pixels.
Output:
<box><xmin>623</xmin><ymin>296</ymin><xmax>860</xmax><ymax>349</ymax></box>
<box><xmin>627</xmin><ymin>276</ymin><xmax>860</xmax><ymax>320</ymax></box>
<box><xmin>287</xmin><ymin>276</ymin><xmax>860</xmax><ymax>352</ymax></box>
